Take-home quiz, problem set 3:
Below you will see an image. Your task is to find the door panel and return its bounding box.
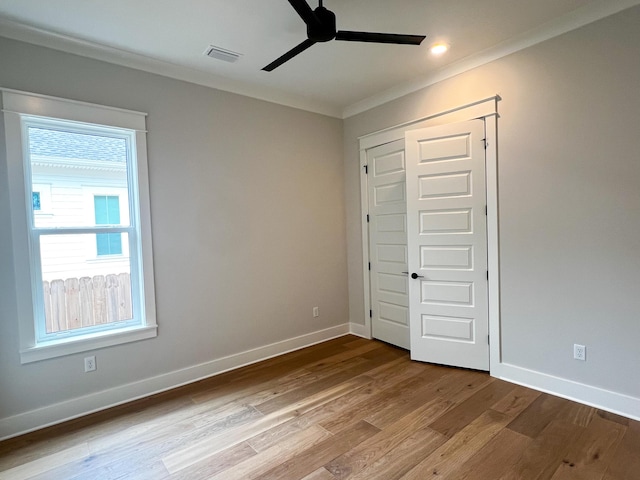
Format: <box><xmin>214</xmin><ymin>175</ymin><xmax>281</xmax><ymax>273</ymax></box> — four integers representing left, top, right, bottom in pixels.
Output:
<box><xmin>406</xmin><ymin>120</ymin><xmax>489</xmax><ymax>370</ymax></box>
<box><xmin>367</xmin><ymin>140</ymin><xmax>409</xmax><ymax>349</ymax></box>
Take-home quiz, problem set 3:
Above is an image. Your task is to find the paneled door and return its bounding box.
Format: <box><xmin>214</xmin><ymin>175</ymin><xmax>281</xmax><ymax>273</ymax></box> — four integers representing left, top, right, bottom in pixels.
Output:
<box><xmin>367</xmin><ymin>140</ymin><xmax>410</xmax><ymax>349</ymax></box>
<box><xmin>405</xmin><ymin>120</ymin><xmax>489</xmax><ymax>370</ymax></box>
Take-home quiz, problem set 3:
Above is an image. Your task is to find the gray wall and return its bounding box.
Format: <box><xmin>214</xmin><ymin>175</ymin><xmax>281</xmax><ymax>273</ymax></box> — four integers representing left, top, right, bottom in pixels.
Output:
<box><xmin>0</xmin><ymin>37</ymin><xmax>347</xmax><ymax>421</ymax></box>
<box><xmin>345</xmin><ymin>6</ymin><xmax>640</xmax><ymax>399</ymax></box>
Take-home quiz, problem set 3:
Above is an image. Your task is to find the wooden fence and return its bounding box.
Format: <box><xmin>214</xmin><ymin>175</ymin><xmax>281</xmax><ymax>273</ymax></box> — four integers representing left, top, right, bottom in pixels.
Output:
<box><xmin>43</xmin><ymin>273</ymin><xmax>132</xmax><ymax>333</ymax></box>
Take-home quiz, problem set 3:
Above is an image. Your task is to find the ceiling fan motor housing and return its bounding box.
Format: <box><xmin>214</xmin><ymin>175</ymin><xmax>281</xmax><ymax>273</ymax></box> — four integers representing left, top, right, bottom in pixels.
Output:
<box><xmin>308</xmin><ymin>6</ymin><xmax>336</xmax><ymax>42</ymax></box>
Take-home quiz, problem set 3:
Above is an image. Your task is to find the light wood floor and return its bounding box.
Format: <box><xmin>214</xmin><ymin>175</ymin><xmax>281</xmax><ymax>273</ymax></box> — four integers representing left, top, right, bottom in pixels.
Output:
<box><xmin>1</xmin><ymin>336</ymin><xmax>638</xmax><ymax>479</ymax></box>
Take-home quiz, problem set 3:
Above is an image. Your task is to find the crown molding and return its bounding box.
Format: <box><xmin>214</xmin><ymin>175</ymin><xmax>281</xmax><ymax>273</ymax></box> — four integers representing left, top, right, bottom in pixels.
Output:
<box><xmin>342</xmin><ymin>0</ymin><xmax>640</xmax><ymax>118</ymax></box>
<box><xmin>0</xmin><ymin>18</ymin><xmax>343</xmax><ymax>119</ymax></box>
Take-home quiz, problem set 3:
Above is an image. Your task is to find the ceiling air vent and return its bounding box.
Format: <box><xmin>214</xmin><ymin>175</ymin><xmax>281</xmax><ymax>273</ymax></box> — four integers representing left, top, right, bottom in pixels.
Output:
<box><xmin>203</xmin><ymin>45</ymin><xmax>242</xmax><ymax>63</ymax></box>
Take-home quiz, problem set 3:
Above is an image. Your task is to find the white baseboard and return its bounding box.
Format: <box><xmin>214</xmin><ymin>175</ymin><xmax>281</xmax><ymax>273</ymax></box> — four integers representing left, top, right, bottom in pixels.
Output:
<box><xmin>349</xmin><ymin>322</ymin><xmax>371</xmax><ymax>339</ymax></box>
<box><xmin>493</xmin><ymin>362</ymin><xmax>640</xmax><ymax>422</ymax></box>
<box><xmin>0</xmin><ymin>323</ymin><xmax>351</xmax><ymax>441</ymax></box>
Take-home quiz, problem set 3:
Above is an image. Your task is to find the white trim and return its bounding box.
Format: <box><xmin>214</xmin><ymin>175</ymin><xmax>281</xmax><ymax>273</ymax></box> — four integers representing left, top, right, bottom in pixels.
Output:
<box><xmin>494</xmin><ymin>363</ymin><xmax>640</xmax><ymax>422</ymax></box>
<box><xmin>1</xmin><ymin>88</ymin><xmax>147</xmax><ymax>130</ymax></box>
<box><xmin>485</xmin><ymin>114</ymin><xmax>501</xmax><ymax>368</ymax></box>
<box><xmin>360</xmin><ymin>149</ymin><xmax>372</xmax><ymax>338</ymax></box>
<box><xmin>349</xmin><ymin>321</ymin><xmax>371</xmax><ymax>339</ymax></box>
<box><xmin>2</xmin><ymin>89</ymin><xmax>157</xmax><ymax>363</ymax></box>
<box><xmin>0</xmin><ymin>324</ymin><xmax>351</xmax><ymax>441</ymax></box>
<box><xmin>343</xmin><ymin>0</ymin><xmax>640</xmax><ymax>118</ymax></box>
<box><xmin>358</xmin><ymin>98</ymin><xmax>499</xmax><ymax>348</ymax></box>
<box><xmin>19</xmin><ymin>326</ymin><xmax>158</xmax><ymax>364</ymax></box>
<box><xmin>358</xmin><ymin>95</ymin><xmax>500</xmax><ymax>147</ymax></box>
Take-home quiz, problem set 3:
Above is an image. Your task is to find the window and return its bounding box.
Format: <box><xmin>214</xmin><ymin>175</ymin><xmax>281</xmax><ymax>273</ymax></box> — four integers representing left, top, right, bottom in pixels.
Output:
<box><xmin>94</xmin><ymin>195</ymin><xmax>123</xmax><ymax>256</ymax></box>
<box><xmin>32</xmin><ymin>191</ymin><xmax>41</xmax><ymax>210</ymax></box>
<box><xmin>2</xmin><ymin>89</ymin><xmax>157</xmax><ymax>363</ymax></box>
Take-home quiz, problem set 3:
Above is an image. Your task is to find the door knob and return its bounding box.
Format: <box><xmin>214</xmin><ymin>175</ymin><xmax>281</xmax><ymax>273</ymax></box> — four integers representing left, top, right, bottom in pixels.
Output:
<box><xmin>411</xmin><ymin>273</ymin><xmax>424</xmax><ymax>279</ymax></box>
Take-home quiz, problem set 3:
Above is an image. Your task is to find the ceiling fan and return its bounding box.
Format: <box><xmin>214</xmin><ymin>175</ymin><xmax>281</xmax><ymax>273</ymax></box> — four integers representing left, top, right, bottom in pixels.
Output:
<box><xmin>263</xmin><ymin>0</ymin><xmax>426</xmax><ymax>71</ymax></box>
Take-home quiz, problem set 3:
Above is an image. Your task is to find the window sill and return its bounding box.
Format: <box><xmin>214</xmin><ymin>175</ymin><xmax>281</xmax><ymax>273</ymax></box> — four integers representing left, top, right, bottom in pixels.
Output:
<box><xmin>20</xmin><ymin>325</ymin><xmax>157</xmax><ymax>364</ymax></box>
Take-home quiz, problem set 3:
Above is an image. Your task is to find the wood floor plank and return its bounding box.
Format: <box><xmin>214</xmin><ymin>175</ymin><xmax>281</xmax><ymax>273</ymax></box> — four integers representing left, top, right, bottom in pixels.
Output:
<box><xmin>603</xmin><ymin>420</ymin><xmax>640</xmax><ymax>480</ymax></box>
<box><xmin>549</xmin><ymin>413</ymin><xmax>627</xmax><ymax>480</ymax></box>
<box><xmin>0</xmin><ymin>443</ymin><xmax>89</xmax><ymax>480</ymax></box>
<box><xmin>162</xmin><ymin>375</ymin><xmax>373</xmax><ymax>474</ymax></box>
<box><xmin>498</xmin><ymin>416</ymin><xmax>587</xmax><ymax>480</ymax></box>
<box><xmin>491</xmin><ymin>384</ymin><xmax>542</xmax><ymax>418</ymax></box>
<box><xmin>191</xmin><ymin>340</ymin><xmax>381</xmax><ymax>407</ymax></box>
<box><xmin>454</xmin><ymin>428</ymin><xmax>532</xmax><ymax>479</ymax></box>
<box><xmin>189</xmin><ymin>336</ymin><xmax>356</xmax><ymax>398</ymax></box>
<box><xmin>301</xmin><ymin>467</ymin><xmax>338</xmax><ymax>480</ymax></box>
<box><xmin>346</xmin><ymin>426</ymin><xmax>446</xmax><ymax>480</ymax></box>
<box><xmin>68</xmin><ymin>458</ymin><xmax>171</xmax><ymax>480</ymax></box>
<box><xmin>1</xmin><ymin>336</ymin><xmax>638</xmax><ymax>480</ymax></box>
<box><xmin>0</xmin><ymin>395</ymin><xmax>193</xmax><ymax>471</ymax></box>
<box><xmin>361</xmin><ymin>372</ymin><xmax>457</xmax><ymax>431</ymax></box>
<box><xmin>208</xmin><ymin>425</ymin><xmax>332</xmax><ymax>480</ymax></box>
<box><xmin>244</xmin><ymin>360</ymin><xmax>420</xmax><ymax>453</ymax></box>
<box><xmin>81</xmin><ymin>402</ymin><xmax>261</xmax><ymax>475</ymax></box>
<box><xmin>254</xmin><ymin>420</ymin><xmax>380</xmax><ymax>480</ymax></box>
<box><xmin>506</xmin><ymin>392</ymin><xmax>573</xmax><ymax>438</ymax></box>
<box><xmin>253</xmin><ymin>347</ymin><xmax>404</xmax><ymax>415</ymax></box>
<box><xmin>324</xmin><ymin>396</ymin><xmax>454</xmax><ymax>479</ymax></box>
<box><xmin>167</xmin><ymin>442</ymin><xmax>257</xmax><ymax>480</ymax></box>
<box><xmin>566</xmin><ymin>404</ymin><xmax>597</xmax><ymax>428</ymax></box>
<box><xmin>427</xmin><ymin>379</ymin><xmax>514</xmax><ymax>438</ymax></box>
<box><xmin>400</xmin><ymin>409</ymin><xmax>511</xmax><ymax>479</ymax></box>
<box><xmin>319</xmin><ymin>366</ymin><xmax>467</xmax><ymax>434</ymax></box>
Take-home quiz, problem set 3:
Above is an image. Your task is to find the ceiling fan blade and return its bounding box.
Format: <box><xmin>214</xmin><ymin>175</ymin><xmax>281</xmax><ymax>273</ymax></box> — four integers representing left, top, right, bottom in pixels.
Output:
<box><xmin>287</xmin><ymin>0</ymin><xmax>322</xmax><ymax>30</ymax></box>
<box><xmin>335</xmin><ymin>31</ymin><xmax>426</xmax><ymax>45</ymax></box>
<box><xmin>262</xmin><ymin>38</ymin><xmax>316</xmax><ymax>72</ymax></box>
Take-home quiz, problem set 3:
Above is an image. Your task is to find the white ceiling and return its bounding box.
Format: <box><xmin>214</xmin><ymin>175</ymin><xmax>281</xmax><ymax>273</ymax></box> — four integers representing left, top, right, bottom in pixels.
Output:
<box><xmin>0</xmin><ymin>0</ymin><xmax>638</xmax><ymax>117</ymax></box>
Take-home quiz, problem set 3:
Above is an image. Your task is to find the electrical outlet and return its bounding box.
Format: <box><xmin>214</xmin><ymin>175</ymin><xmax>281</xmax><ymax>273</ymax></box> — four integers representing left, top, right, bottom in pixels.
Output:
<box><xmin>84</xmin><ymin>356</ymin><xmax>96</xmax><ymax>372</ymax></box>
<box><xmin>573</xmin><ymin>344</ymin><xmax>586</xmax><ymax>361</ymax></box>
<box><xmin>313</xmin><ymin>307</ymin><xmax>319</xmax><ymax>318</ymax></box>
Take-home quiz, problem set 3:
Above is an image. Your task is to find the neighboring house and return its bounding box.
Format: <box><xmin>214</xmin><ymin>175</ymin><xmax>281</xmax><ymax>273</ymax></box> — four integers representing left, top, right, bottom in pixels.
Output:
<box><xmin>29</xmin><ymin>127</ymin><xmax>130</xmax><ymax>282</ymax></box>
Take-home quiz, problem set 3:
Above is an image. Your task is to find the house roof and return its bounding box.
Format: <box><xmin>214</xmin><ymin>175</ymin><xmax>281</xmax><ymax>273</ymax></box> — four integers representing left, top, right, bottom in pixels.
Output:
<box><xmin>28</xmin><ymin>127</ymin><xmax>127</xmax><ymax>163</ymax></box>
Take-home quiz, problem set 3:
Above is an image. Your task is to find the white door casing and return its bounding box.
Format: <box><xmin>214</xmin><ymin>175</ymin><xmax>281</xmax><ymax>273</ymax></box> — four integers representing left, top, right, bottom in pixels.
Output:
<box><xmin>405</xmin><ymin>119</ymin><xmax>489</xmax><ymax>370</ymax></box>
<box><xmin>366</xmin><ymin>140</ymin><xmax>410</xmax><ymax>349</ymax></box>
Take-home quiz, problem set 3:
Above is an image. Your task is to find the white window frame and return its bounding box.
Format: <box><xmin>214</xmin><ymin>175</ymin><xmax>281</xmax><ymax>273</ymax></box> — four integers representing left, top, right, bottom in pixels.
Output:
<box><xmin>2</xmin><ymin>89</ymin><xmax>157</xmax><ymax>363</ymax></box>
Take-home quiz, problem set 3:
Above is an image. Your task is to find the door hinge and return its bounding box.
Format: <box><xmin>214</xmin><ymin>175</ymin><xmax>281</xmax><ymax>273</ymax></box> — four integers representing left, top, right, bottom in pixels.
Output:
<box><xmin>482</xmin><ymin>138</ymin><xmax>488</xmax><ymax>150</ymax></box>
<box><xmin>485</xmin><ymin>205</ymin><xmax>488</xmax><ymax>216</ymax></box>
<box><xmin>366</xmin><ymin>214</ymin><xmax>370</xmax><ymax>223</ymax></box>
<box><xmin>370</xmin><ymin>309</ymin><xmax>373</xmax><ymax>318</ymax></box>
<box><xmin>368</xmin><ymin>262</ymin><xmax>371</xmax><ymax>271</ymax></box>
<box><xmin>364</xmin><ymin>165</ymin><xmax>368</xmax><ymax>174</ymax></box>
<box><xmin>488</xmin><ymin>335</ymin><xmax>490</xmax><ymax>345</ymax></box>
<box><xmin>487</xmin><ymin>270</ymin><xmax>489</xmax><ymax>280</ymax></box>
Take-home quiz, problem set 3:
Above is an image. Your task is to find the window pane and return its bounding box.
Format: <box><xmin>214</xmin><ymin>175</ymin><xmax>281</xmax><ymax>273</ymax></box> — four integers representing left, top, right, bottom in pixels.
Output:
<box><xmin>96</xmin><ymin>233</ymin><xmax>123</xmax><ymax>256</ymax></box>
<box><xmin>28</xmin><ymin>127</ymin><xmax>130</xmax><ymax>228</ymax></box>
<box><xmin>39</xmin><ymin>233</ymin><xmax>133</xmax><ymax>334</ymax></box>
<box><xmin>32</xmin><ymin>192</ymin><xmax>41</xmax><ymax>210</ymax></box>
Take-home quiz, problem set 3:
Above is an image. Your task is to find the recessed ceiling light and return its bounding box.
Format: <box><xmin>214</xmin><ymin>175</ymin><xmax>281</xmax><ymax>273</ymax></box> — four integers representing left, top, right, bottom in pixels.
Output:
<box><xmin>430</xmin><ymin>43</ymin><xmax>449</xmax><ymax>56</ymax></box>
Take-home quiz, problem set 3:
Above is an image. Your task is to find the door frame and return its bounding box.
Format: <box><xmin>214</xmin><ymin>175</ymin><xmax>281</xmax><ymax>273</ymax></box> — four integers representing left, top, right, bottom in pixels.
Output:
<box><xmin>358</xmin><ymin>95</ymin><xmax>501</xmax><ymax>370</ymax></box>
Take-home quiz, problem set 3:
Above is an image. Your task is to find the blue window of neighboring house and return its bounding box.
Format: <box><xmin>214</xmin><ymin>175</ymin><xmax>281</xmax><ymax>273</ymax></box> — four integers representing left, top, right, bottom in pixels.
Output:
<box><xmin>32</xmin><ymin>191</ymin><xmax>41</xmax><ymax>210</ymax></box>
<box><xmin>94</xmin><ymin>195</ymin><xmax>122</xmax><ymax>255</ymax></box>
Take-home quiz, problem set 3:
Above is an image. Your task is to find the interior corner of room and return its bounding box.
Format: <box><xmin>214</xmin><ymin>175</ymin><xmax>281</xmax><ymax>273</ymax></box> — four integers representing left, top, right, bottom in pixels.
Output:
<box><xmin>1</xmin><ymin>1</ymin><xmax>640</xmax><ymax>443</ymax></box>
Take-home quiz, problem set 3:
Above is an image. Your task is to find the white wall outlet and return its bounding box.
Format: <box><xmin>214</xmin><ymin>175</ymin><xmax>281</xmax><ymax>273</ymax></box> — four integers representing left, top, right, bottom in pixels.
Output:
<box><xmin>313</xmin><ymin>306</ymin><xmax>319</xmax><ymax>318</ymax></box>
<box><xmin>573</xmin><ymin>344</ymin><xmax>586</xmax><ymax>361</ymax></box>
<box><xmin>84</xmin><ymin>355</ymin><xmax>97</xmax><ymax>372</ymax></box>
